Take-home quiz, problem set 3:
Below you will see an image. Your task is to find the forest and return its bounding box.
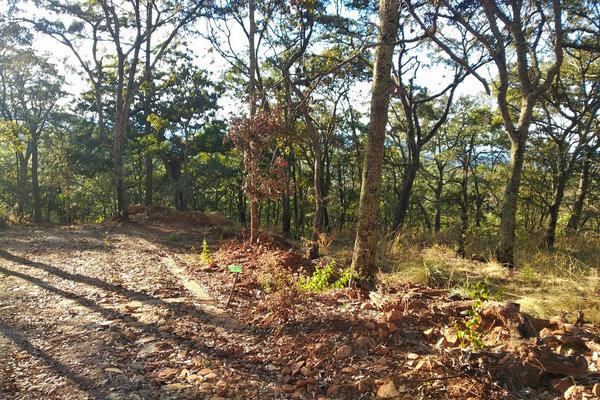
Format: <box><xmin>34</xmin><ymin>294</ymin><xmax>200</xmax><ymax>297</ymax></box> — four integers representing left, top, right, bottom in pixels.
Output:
<box><xmin>0</xmin><ymin>0</ymin><xmax>599</xmax><ymax>399</ymax></box>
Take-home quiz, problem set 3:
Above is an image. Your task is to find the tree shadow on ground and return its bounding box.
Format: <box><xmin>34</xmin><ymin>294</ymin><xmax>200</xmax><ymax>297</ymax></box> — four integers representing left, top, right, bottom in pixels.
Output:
<box><xmin>0</xmin><ymin>264</ymin><xmax>281</xmax><ymax>396</ymax></box>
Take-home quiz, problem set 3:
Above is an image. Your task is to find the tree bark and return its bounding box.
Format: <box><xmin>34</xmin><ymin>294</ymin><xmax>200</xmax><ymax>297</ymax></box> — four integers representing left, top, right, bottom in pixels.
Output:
<box><xmin>567</xmin><ymin>149</ymin><xmax>591</xmax><ymax>232</ymax></box>
<box><xmin>393</xmin><ymin>156</ymin><xmax>419</xmax><ymax>231</ymax></box>
<box><xmin>434</xmin><ymin>166</ymin><xmax>444</xmax><ymax>233</ymax></box>
<box><xmin>144</xmin><ymin>155</ymin><xmax>153</xmax><ymax>206</ymax></box>
<box><xmin>545</xmin><ymin>167</ymin><xmax>569</xmax><ymax>250</ymax></box>
<box><xmin>350</xmin><ymin>0</ymin><xmax>399</xmax><ymax>280</ymax></box>
<box><xmin>248</xmin><ymin>0</ymin><xmax>259</xmax><ymax>243</ymax></box>
<box><xmin>457</xmin><ymin>157</ymin><xmax>469</xmax><ymax>257</ymax></box>
<box><xmin>113</xmin><ymin>112</ymin><xmax>128</xmax><ymax>219</ymax></box>
<box><xmin>496</xmin><ymin>133</ymin><xmax>527</xmax><ymax>266</ymax></box>
<box><xmin>16</xmin><ymin>152</ymin><xmax>28</xmax><ymax>221</ymax></box>
<box><xmin>31</xmin><ymin>140</ymin><xmax>42</xmax><ymax>223</ymax></box>
<box><xmin>307</xmin><ymin>119</ymin><xmax>324</xmax><ymax>260</ymax></box>
<box><xmin>143</xmin><ymin>3</ymin><xmax>153</xmax><ymax>207</ymax></box>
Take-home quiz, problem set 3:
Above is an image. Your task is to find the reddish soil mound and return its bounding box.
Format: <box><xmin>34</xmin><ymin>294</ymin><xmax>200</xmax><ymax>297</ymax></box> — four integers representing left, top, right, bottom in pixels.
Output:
<box><xmin>127</xmin><ymin>205</ymin><xmax>234</xmax><ymax>228</ymax></box>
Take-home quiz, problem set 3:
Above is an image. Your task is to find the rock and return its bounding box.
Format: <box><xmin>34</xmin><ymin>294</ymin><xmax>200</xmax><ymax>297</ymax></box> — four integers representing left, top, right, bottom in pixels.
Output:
<box><xmin>377</xmin><ymin>380</ymin><xmax>398</xmax><ymax>398</ymax></box>
<box><xmin>335</xmin><ymin>345</ymin><xmax>353</xmax><ymax>360</ymax></box>
<box><xmin>563</xmin><ymin>385</ymin><xmax>585</xmax><ymax>400</ymax></box>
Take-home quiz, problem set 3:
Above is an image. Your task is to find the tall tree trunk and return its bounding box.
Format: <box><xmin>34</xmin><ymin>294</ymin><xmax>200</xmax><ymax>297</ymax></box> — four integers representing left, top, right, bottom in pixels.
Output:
<box><xmin>567</xmin><ymin>149</ymin><xmax>591</xmax><ymax>232</ymax></box>
<box><xmin>238</xmin><ymin>184</ymin><xmax>247</xmax><ymax>225</ymax></box>
<box><xmin>434</xmin><ymin>176</ymin><xmax>443</xmax><ymax>233</ymax></box>
<box><xmin>308</xmin><ymin>127</ymin><xmax>323</xmax><ymax>259</ymax></box>
<box><xmin>31</xmin><ymin>140</ymin><xmax>42</xmax><ymax>223</ymax></box>
<box><xmin>350</xmin><ymin>0</ymin><xmax>399</xmax><ymax>280</ymax></box>
<box><xmin>17</xmin><ymin>153</ymin><xmax>28</xmax><ymax>221</ymax></box>
<box><xmin>545</xmin><ymin>168</ymin><xmax>569</xmax><ymax>250</ymax></box>
<box><xmin>248</xmin><ymin>0</ymin><xmax>259</xmax><ymax>243</ymax></box>
<box><xmin>144</xmin><ymin>155</ymin><xmax>153</xmax><ymax>206</ymax></box>
<box><xmin>143</xmin><ymin>4</ymin><xmax>153</xmax><ymax>207</ymax></box>
<box><xmin>457</xmin><ymin>158</ymin><xmax>469</xmax><ymax>257</ymax></box>
<box><xmin>495</xmin><ymin>133</ymin><xmax>527</xmax><ymax>266</ymax></box>
<box><xmin>113</xmin><ymin>114</ymin><xmax>128</xmax><ymax>219</ymax></box>
<box><xmin>282</xmin><ymin>187</ymin><xmax>291</xmax><ymax>237</ymax></box>
<box><xmin>393</xmin><ymin>156</ymin><xmax>419</xmax><ymax>231</ymax></box>
<box><xmin>292</xmin><ymin>152</ymin><xmax>300</xmax><ymax>232</ymax></box>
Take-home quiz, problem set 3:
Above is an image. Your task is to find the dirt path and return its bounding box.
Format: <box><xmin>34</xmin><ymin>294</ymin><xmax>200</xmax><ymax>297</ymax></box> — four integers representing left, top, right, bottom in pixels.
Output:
<box><xmin>0</xmin><ymin>225</ymin><xmax>275</xmax><ymax>400</ymax></box>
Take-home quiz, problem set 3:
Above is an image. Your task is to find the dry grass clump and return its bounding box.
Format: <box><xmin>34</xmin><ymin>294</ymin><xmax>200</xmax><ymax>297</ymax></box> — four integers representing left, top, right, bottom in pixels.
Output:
<box><xmin>376</xmin><ymin>230</ymin><xmax>600</xmax><ymax>323</ymax></box>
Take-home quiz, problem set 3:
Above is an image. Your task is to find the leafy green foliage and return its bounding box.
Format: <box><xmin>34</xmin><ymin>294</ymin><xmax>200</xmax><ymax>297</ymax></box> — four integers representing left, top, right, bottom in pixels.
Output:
<box><xmin>455</xmin><ymin>280</ymin><xmax>491</xmax><ymax>350</ymax></box>
<box><xmin>201</xmin><ymin>239</ymin><xmax>212</xmax><ymax>265</ymax></box>
<box><xmin>299</xmin><ymin>259</ymin><xmax>354</xmax><ymax>291</ymax></box>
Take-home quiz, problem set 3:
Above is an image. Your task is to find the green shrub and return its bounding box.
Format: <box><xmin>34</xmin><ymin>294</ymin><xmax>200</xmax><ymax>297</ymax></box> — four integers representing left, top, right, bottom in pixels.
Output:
<box><xmin>299</xmin><ymin>259</ymin><xmax>354</xmax><ymax>292</ymax></box>
<box><xmin>201</xmin><ymin>238</ymin><xmax>212</xmax><ymax>264</ymax></box>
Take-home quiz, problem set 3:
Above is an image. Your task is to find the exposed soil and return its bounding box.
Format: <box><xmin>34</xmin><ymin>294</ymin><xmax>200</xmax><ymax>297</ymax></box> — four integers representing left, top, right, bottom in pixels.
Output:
<box><xmin>1</xmin><ymin>220</ymin><xmax>599</xmax><ymax>399</ymax></box>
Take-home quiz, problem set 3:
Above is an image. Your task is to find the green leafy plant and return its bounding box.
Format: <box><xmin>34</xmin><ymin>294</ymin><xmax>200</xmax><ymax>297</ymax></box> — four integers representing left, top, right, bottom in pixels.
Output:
<box><xmin>299</xmin><ymin>259</ymin><xmax>354</xmax><ymax>291</ymax></box>
<box><xmin>455</xmin><ymin>280</ymin><xmax>490</xmax><ymax>349</ymax></box>
<box><xmin>333</xmin><ymin>267</ymin><xmax>355</xmax><ymax>289</ymax></box>
<box><xmin>201</xmin><ymin>238</ymin><xmax>212</xmax><ymax>264</ymax></box>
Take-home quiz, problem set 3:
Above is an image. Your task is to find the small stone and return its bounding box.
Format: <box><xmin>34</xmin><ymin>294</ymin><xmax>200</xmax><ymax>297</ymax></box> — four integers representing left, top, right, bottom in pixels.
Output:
<box><xmin>377</xmin><ymin>380</ymin><xmax>398</xmax><ymax>398</ymax></box>
<box><xmin>375</xmin><ymin>346</ymin><xmax>390</xmax><ymax>355</ymax></box>
<box><xmin>335</xmin><ymin>345</ymin><xmax>353</xmax><ymax>360</ymax></box>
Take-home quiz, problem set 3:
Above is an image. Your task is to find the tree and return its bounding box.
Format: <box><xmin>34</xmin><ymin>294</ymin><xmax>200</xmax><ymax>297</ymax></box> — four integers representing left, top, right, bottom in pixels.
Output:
<box><xmin>350</xmin><ymin>0</ymin><xmax>399</xmax><ymax>280</ymax></box>
<box><xmin>0</xmin><ymin>48</ymin><xmax>63</xmax><ymax>222</ymax></box>
<box><xmin>408</xmin><ymin>0</ymin><xmax>564</xmax><ymax>265</ymax></box>
<box><xmin>535</xmin><ymin>49</ymin><xmax>600</xmax><ymax>249</ymax></box>
<box><xmin>34</xmin><ymin>0</ymin><xmax>208</xmax><ymax>218</ymax></box>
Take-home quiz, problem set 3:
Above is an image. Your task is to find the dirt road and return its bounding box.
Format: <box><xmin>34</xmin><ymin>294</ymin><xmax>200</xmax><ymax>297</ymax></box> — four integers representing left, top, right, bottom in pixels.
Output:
<box><xmin>0</xmin><ymin>224</ymin><xmax>273</xmax><ymax>400</ymax></box>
